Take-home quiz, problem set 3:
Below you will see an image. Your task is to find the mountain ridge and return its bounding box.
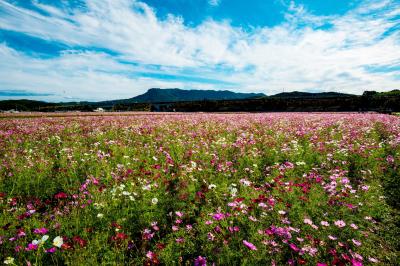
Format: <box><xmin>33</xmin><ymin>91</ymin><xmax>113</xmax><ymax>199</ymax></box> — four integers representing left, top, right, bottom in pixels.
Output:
<box><xmin>268</xmin><ymin>91</ymin><xmax>355</xmax><ymax>98</ymax></box>
<box><xmin>103</xmin><ymin>88</ymin><xmax>266</xmax><ymax>104</ymax></box>
<box><xmin>1</xmin><ymin>89</ymin><xmax>399</xmax><ymax>112</ymax></box>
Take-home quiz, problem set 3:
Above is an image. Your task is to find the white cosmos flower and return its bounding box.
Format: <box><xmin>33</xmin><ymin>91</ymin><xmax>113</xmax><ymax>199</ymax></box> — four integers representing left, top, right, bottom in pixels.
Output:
<box><xmin>53</xmin><ymin>236</ymin><xmax>63</xmax><ymax>248</ymax></box>
<box><xmin>41</xmin><ymin>235</ymin><xmax>49</xmax><ymax>242</ymax></box>
<box><xmin>4</xmin><ymin>257</ymin><xmax>14</xmax><ymax>265</ymax></box>
<box><xmin>151</xmin><ymin>198</ymin><xmax>158</xmax><ymax>205</ymax></box>
<box><xmin>208</xmin><ymin>184</ymin><xmax>217</xmax><ymax>189</ymax></box>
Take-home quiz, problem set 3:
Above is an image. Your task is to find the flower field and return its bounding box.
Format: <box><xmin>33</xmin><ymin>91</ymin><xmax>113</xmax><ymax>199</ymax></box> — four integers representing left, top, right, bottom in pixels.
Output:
<box><xmin>0</xmin><ymin>113</ymin><xmax>399</xmax><ymax>265</ymax></box>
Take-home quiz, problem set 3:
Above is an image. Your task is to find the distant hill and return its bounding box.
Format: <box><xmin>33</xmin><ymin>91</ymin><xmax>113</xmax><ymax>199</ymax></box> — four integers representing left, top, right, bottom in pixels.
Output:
<box><xmin>109</xmin><ymin>88</ymin><xmax>266</xmax><ymax>103</ymax></box>
<box><xmin>268</xmin><ymin>91</ymin><xmax>355</xmax><ymax>99</ymax></box>
<box><xmin>0</xmin><ymin>99</ymin><xmax>56</xmax><ymax>111</ymax></box>
<box><xmin>1</xmin><ymin>89</ymin><xmax>399</xmax><ymax>113</ymax></box>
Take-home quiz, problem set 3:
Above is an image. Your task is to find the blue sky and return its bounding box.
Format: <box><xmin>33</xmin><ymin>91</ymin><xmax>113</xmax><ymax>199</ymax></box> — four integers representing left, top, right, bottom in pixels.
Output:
<box><xmin>0</xmin><ymin>0</ymin><xmax>399</xmax><ymax>101</ymax></box>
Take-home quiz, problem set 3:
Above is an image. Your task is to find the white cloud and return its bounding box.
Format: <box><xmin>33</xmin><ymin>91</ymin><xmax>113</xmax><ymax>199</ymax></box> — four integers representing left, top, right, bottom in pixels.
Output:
<box><xmin>0</xmin><ymin>0</ymin><xmax>399</xmax><ymax>100</ymax></box>
<box><xmin>208</xmin><ymin>0</ymin><xmax>221</xmax><ymax>7</ymax></box>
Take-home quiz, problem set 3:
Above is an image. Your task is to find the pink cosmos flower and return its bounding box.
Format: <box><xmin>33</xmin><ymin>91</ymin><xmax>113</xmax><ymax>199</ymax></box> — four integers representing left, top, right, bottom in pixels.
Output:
<box><xmin>175</xmin><ymin>211</ymin><xmax>183</xmax><ymax>217</ymax></box>
<box><xmin>17</xmin><ymin>230</ymin><xmax>26</xmax><ymax>238</ymax></box>
<box><xmin>361</xmin><ymin>185</ymin><xmax>369</xmax><ymax>191</ymax></box>
<box><xmin>243</xmin><ymin>240</ymin><xmax>257</xmax><ymax>250</ymax></box>
<box><xmin>172</xmin><ymin>225</ymin><xmax>179</xmax><ymax>231</ymax></box>
<box><xmin>146</xmin><ymin>251</ymin><xmax>156</xmax><ymax>259</ymax></box>
<box><xmin>352</xmin><ymin>239</ymin><xmax>362</xmax><ymax>246</ymax></box>
<box><xmin>328</xmin><ymin>235</ymin><xmax>337</xmax><ymax>240</ymax></box>
<box><xmin>142</xmin><ymin>229</ymin><xmax>154</xmax><ymax>240</ymax></box>
<box><xmin>320</xmin><ymin>221</ymin><xmax>329</xmax><ymax>227</ymax></box>
<box><xmin>368</xmin><ymin>257</ymin><xmax>378</xmax><ymax>263</ymax></box>
<box><xmin>387</xmin><ymin>155</ymin><xmax>394</xmax><ymax>164</ymax></box>
<box><xmin>175</xmin><ymin>237</ymin><xmax>185</xmax><ymax>243</ymax></box>
<box><xmin>304</xmin><ymin>218</ymin><xmax>313</xmax><ymax>225</ymax></box>
<box><xmin>228</xmin><ymin>202</ymin><xmax>237</xmax><ymax>207</ymax></box>
<box><xmin>334</xmin><ymin>220</ymin><xmax>346</xmax><ymax>228</ymax></box>
<box><xmin>350</xmin><ymin>223</ymin><xmax>358</xmax><ymax>229</ymax></box>
<box><xmin>311</xmin><ymin>224</ymin><xmax>319</xmax><ymax>230</ymax></box>
<box><xmin>249</xmin><ymin>216</ymin><xmax>257</xmax><ymax>222</ymax></box>
<box><xmin>151</xmin><ymin>222</ymin><xmax>159</xmax><ymax>231</ymax></box>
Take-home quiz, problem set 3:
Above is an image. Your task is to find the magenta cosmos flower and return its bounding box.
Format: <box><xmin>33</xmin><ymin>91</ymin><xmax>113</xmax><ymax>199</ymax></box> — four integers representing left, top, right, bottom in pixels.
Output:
<box><xmin>243</xmin><ymin>240</ymin><xmax>257</xmax><ymax>250</ymax></box>
<box><xmin>33</xmin><ymin>228</ymin><xmax>48</xmax><ymax>235</ymax></box>
<box><xmin>194</xmin><ymin>256</ymin><xmax>207</xmax><ymax>266</ymax></box>
<box><xmin>212</xmin><ymin>213</ymin><xmax>225</xmax><ymax>221</ymax></box>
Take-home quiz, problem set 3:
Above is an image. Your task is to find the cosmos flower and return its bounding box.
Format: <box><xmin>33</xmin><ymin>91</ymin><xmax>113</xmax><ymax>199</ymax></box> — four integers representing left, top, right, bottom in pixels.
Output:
<box><xmin>26</xmin><ymin>243</ymin><xmax>37</xmax><ymax>251</ymax></box>
<box><xmin>41</xmin><ymin>235</ymin><xmax>49</xmax><ymax>242</ymax></box>
<box><xmin>320</xmin><ymin>221</ymin><xmax>329</xmax><ymax>227</ymax></box>
<box><xmin>172</xmin><ymin>225</ymin><xmax>179</xmax><ymax>231</ymax></box>
<box><xmin>208</xmin><ymin>184</ymin><xmax>217</xmax><ymax>189</ymax></box>
<box><xmin>146</xmin><ymin>251</ymin><xmax>156</xmax><ymax>259</ymax></box>
<box><xmin>289</xmin><ymin>243</ymin><xmax>300</xmax><ymax>252</ymax></box>
<box><xmin>368</xmin><ymin>257</ymin><xmax>379</xmax><ymax>263</ymax></box>
<box><xmin>175</xmin><ymin>237</ymin><xmax>185</xmax><ymax>243</ymax></box>
<box><xmin>53</xmin><ymin>236</ymin><xmax>64</xmax><ymax>248</ymax></box>
<box><xmin>33</xmin><ymin>228</ymin><xmax>48</xmax><ymax>235</ymax></box>
<box><xmin>304</xmin><ymin>218</ymin><xmax>313</xmax><ymax>225</ymax></box>
<box><xmin>3</xmin><ymin>257</ymin><xmax>14</xmax><ymax>265</ymax></box>
<box><xmin>351</xmin><ymin>259</ymin><xmax>363</xmax><ymax>266</ymax></box>
<box><xmin>212</xmin><ymin>213</ymin><xmax>225</xmax><ymax>220</ymax></box>
<box><xmin>334</xmin><ymin>220</ymin><xmax>346</xmax><ymax>228</ymax></box>
<box><xmin>194</xmin><ymin>256</ymin><xmax>207</xmax><ymax>266</ymax></box>
<box><xmin>243</xmin><ymin>240</ymin><xmax>257</xmax><ymax>250</ymax></box>
<box><xmin>45</xmin><ymin>247</ymin><xmax>57</xmax><ymax>253</ymax></box>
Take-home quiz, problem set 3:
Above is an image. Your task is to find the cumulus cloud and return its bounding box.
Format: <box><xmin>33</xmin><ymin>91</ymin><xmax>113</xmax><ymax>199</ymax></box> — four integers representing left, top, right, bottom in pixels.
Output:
<box><xmin>0</xmin><ymin>0</ymin><xmax>399</xmax><ymax>100</ymax></box>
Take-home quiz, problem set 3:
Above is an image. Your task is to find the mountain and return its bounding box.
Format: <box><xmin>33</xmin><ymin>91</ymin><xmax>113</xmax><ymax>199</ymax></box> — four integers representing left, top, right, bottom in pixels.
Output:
<box><xmin>116</xmin><ymin>88</ymin><xmax>266</xmax><ymax>103</ymax></box>
<box><xmin>1</xmin><ymin>89</ymin><xmax>399</xmax><ymax>113</ymax></box>
<box><xmin>268</xmin><ymin>91</ymin><xmax>355</xmax><ymax>99</ymax></box>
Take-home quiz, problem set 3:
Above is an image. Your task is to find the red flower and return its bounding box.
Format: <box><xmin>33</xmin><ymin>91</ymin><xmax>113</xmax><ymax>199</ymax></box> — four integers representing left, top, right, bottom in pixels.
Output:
<box><xmin>72</xmin><ymin>236</ymin><xmax>87</xmax><ymax>247</ymax></box>
<box><xmin>61</xmin><ymin>242</ymin><xmax>73</xmax><ymax>250</ymax></box>
<box><xmin>111</xmin><ymin>232</ymin><xmax>128</xmax><ymax>243</ymax></box>
<box><xmin>54</xmin><ymin>192</ymin><xmax>68</xmax><ymax>200</ymax></box>
<box><xmin>156</xmin><ymin>243</ymin><xmax>166</xmax><ymax>250</ymax></box>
